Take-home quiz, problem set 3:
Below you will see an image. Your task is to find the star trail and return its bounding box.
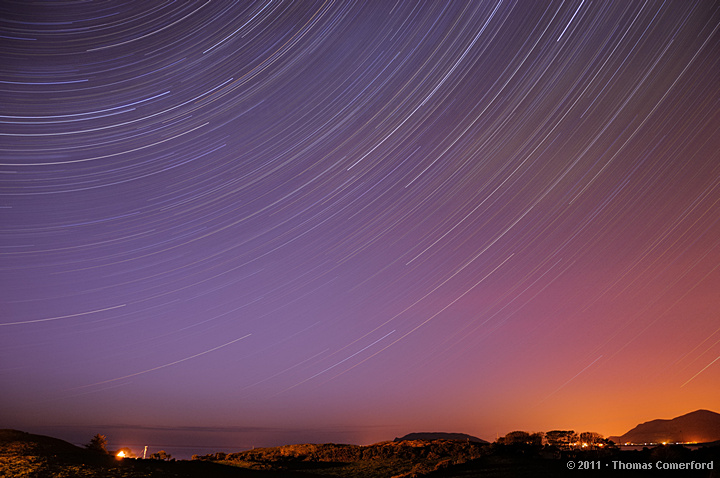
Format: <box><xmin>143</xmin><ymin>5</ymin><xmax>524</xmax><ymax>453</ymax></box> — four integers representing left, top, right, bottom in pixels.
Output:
<box><xmin>1</xmin><ymin>0</ymin><xmax>719</xmax><ymax>453</ymax></box>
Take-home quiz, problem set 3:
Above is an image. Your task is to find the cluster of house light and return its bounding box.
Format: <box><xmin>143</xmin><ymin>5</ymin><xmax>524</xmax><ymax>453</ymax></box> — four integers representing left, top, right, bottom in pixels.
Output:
<box><xmin>575</xmin><ymin>442</ymin><xmax>604</xmax><ymax>448</ymax></box>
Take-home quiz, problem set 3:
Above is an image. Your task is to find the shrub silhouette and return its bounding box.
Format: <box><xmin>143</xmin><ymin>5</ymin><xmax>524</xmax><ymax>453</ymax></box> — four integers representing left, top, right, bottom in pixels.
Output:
<box><xmin>149</xmin><ymin>450</ymin><xmax>172</xmax><ymax>461</ymax></box>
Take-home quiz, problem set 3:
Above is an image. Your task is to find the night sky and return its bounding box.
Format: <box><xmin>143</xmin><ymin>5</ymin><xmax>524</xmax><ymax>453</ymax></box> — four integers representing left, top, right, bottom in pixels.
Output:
<box><xmin>2</xmin><ymin>0</ymin><xmax>719</xmax><ymax>456</ymax></box>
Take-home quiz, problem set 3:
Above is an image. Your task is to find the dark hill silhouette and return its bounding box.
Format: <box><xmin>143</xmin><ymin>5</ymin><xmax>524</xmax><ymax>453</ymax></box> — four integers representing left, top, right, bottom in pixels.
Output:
<box><xmin>609</xmin><ymin>409</ymin><xmax>720</xmax><ymax>444</ymax></box>
<box><xmin>0</xmin><ymin>429</ymin><xmax>86</xmax><ymax>456</ymax></box>
<box><xmin>393</xmin><ymin>432</ymin><xmax>488</xmax><ymax>443</ymax></box>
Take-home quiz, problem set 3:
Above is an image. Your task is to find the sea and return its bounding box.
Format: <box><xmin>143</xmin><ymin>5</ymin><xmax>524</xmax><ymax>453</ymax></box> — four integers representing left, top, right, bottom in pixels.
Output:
<box><xmin>100</xmin><ymin>443</ymin><xmax>247</xmax><ymax>460</ymax></box>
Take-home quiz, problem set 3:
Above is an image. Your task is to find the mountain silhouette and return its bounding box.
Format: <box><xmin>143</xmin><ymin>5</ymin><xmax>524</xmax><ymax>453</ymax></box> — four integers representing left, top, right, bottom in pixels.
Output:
<box><xmin>393</xmin><ymin>432</ymin><xmax>488</xmax><ymax>443</ymax></box>
<box><xmin>609</xmin><ymin>409</ymin><xmax>720</xmax><ymax>444</ymax></box>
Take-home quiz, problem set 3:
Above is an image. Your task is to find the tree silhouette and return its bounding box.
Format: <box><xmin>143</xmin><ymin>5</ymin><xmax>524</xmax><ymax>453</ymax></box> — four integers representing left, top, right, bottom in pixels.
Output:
<box><xmin>546</xmin><ymin>430</ymin><xmax>578</xmax><ymax>448</ymax></box>
<box><xmin>86</xmin><ymin>434</ymin><xmax>108</xmax><ymax>454</ymax></box>
<box><xmin>501</xmin><ymin>431</ymin><xmax>531</xmax><ymax>445</ymax></box>
<box><xmin>580</xmin><ymin>432</ymin><xmax>604</xmax><ymax>446</ymax></box>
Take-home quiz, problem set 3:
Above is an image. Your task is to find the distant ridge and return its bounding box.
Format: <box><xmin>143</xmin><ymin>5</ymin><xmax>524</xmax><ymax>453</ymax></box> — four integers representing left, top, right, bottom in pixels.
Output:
<box><xmin>393</xmin><ymin>432</ymin><xmax>488</xmax><ymax>443</ymax></box>
<box><xmin>609</xmin><ymin>409</ymin><xmax>720</xmax><ymax>444</ymax></box>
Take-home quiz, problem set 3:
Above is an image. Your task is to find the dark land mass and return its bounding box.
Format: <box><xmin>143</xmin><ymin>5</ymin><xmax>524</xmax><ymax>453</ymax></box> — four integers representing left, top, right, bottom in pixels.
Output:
<box><xmin>609</xmin><ymin>409</ymin><xmax>720</xmax><ymax>444</ymax></box>
<box><xmin>3</xmin><ymin>427</ymin><xmax>719</xmax><ymax>477</ymax></box>
<box><xmin>188</xmin><ymin>439</ymin><xmax>720</xmax><ymax>477</ymax></box>
<box><xmin>195</xmin><ymin>439</ymin><xmax>489</xmax><ymax>477</ymax></box>
<box><xmin>0</xmin><ymin>429</ymin><xmax>316</xmax><ymax>478</ymax></box>
<box><xmin>393</xmin><ymin>432</ymin><xmax>488</xmax><ymax>444</ymax></box>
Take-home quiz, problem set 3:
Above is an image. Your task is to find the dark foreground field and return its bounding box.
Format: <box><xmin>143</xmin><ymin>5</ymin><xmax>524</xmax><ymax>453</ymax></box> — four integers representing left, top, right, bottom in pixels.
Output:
<box><xmin>2</xmin><ymin>429</ymin><xmax>718</xmax><ymax>478</ymax></box>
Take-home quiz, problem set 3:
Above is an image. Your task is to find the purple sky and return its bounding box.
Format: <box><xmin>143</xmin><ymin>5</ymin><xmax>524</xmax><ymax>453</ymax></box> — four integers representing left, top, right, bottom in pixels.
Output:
<box><xmin>2</xmin><ymin>0</ymin><xmax>719</xmax><ymax>457</ymax></box>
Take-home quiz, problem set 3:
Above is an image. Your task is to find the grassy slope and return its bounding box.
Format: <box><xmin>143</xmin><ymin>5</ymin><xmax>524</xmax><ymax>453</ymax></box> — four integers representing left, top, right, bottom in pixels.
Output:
<box><xmin>201</xmin><ymin>440</ymin><xmax>489</xmax><ymax>477</ymax></box>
